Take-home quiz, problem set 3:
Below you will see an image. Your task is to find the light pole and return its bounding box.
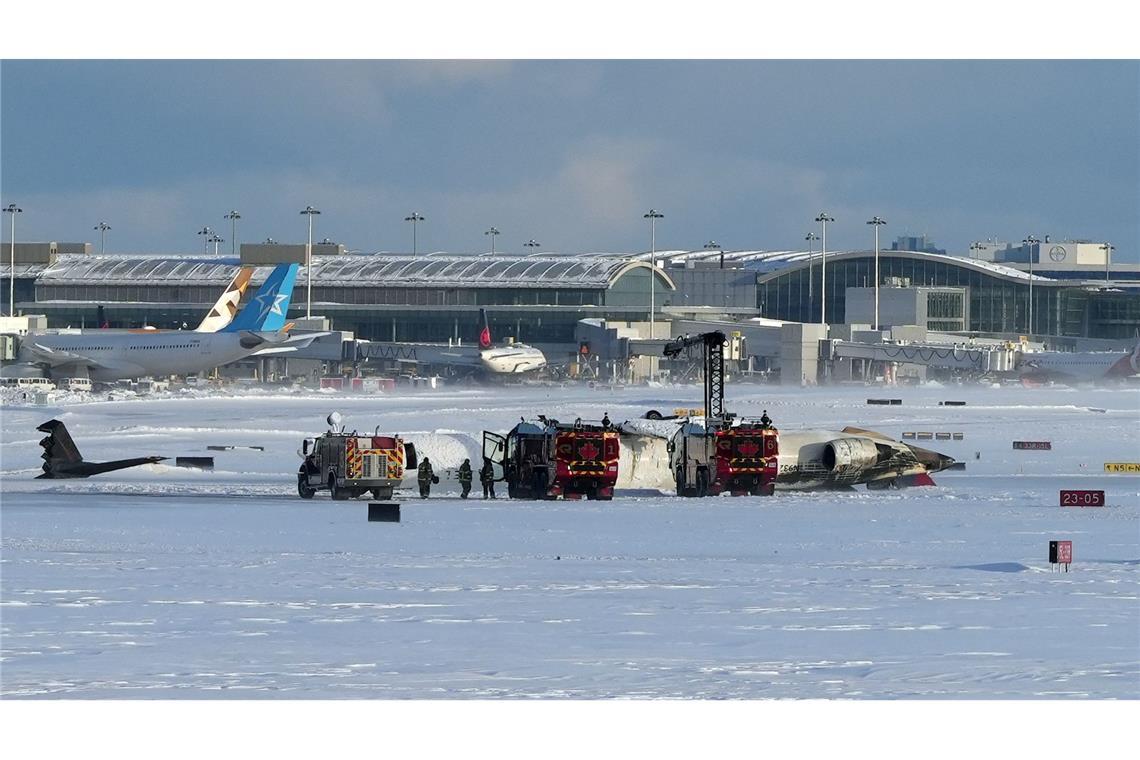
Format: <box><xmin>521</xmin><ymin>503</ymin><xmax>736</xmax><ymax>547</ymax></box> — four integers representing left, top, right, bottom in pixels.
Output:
<box><xmin>644</xmin><ymin>209</ymin><xmax>664</xmax><ymax>338</ymax></box>
<box><xmin>197</xmin><ymin>226</ymin><xmax>213</xmax><ymax>255</ymax></box>
<box><xmin>404</xmin><ymin>212</ymin><xmax>425</xmax><ymax>257</ymax></box>
<box><xmin>524</xmin><ymin>239</ymin><xmax>541</xmax><ymax>253</ymax></box>
<box><xmin>815</xmin><ymin>212</ymin><xmax>834</xmax><ymax>325</ymax></box>
<box><xmin>484</xmin><ymin>227</ymin><xmax>500</xmax><ymax>255</ymax></box>
<box><xmin>1100</xmin><ymin>242</ymin><xmax>1114</xmax><ymax>284</ymax></box>
<box><xmin>1022</xmin><ymin>235</ymin><xmax>1039</xmax><ymax>335</ymax></box>
<box><xmin>94</xmin><ymin>221</ymin><xmax>111</xmax><ymax>256</ymax></box>
<box><xmin>208</xmin><ymin>233</ymin><xmax>224</xmax><ymax>256</ymax></box>
<box><xmin>224</xmin><ymin>210</ymin><xmax>241</xmax><ymax>257</ymax></box>
<box><xmin>300</xmin><ymin>206</ymin><xmax>321</xmax><ymax>319</ymax></box>
<box><xmin>969</xmin><ymin>241</ymin><xmax>984</xmax><ymax>260</ymax></box>
<box><xmin>703</xmin><ymin>240</ymin><xmax>723</xmax><ymax>270</ymax></box>
<box><xmin>804</xmin><ymin>232</ymin><xmax>819</xmax><ymax>308</ymax></box>
<box><xmin>867</xmin><ymin>216</ymin><xmax>887</xmax><ymax>329</ymax></box>
<box><xmin>4</xmin><ymin>203</ymin><xmax>22</xmax><ymax>317</ymax></box>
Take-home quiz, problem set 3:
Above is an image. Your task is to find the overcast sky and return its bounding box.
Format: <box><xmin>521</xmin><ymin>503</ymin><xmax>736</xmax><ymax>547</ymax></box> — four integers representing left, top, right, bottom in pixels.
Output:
<box><xmin>2</xmin><ymin>59</ymin><xmax>1136</xmax><ymax>260</ymax></box>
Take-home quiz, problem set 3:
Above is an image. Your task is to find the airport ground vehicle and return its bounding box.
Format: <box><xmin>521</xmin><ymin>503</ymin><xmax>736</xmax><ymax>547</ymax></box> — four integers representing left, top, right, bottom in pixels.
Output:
<box><xmin>298</xmin><ymin>415</ymin><xmax>417</xmax><ymax>500</ymax></box>
<box><xmin>669</xmin><ymin>417</ymin><xmax>779</xmax><ymax>496</ymax></box>
<box><xmin>1</xmin><ymin>377</ymin><xmax>57</xmax><ymax>391</ymax></box>
<box><xmin>483</xmin><ymin>417</ymin><xmax>619</xmax><ymax>500</ymax></box>
<box><xmin>663</xmin><ymin>331</ymin><xmax>780</xmax><ymax>497</ymax></box>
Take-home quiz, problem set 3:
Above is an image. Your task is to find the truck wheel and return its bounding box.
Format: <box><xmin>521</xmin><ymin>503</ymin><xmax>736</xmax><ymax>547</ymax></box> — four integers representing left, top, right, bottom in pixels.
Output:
<box><xmin>675</xmin><ymin>466</ymin><xmax>687</xmax><ymax>496</ymax></box>
<box><xmin>297</xmin><ymin>474</ymin><xmax>316</xmax><ymax>499</ymax></box>
<box><xmin>371</xmin><ymin>488</ymin><xmax>392</xmax><ymax>501</ymax></box>
<box><xmin>696</xmin><ymin>468</ymin><xmax>709</xmax><ymax>498</ymax></box>
<box><xmin>329</xmin><ymin>474</ymin><xmax>348</xmax><ymax>500</ymax></box>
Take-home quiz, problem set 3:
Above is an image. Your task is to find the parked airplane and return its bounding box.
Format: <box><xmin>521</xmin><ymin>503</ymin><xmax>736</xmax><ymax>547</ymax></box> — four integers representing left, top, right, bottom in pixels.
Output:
<box><xmin>354</xmin><ymin>308</ymin><xmax>547</xmax><ymax>376</ymax></box>
<box><xmin>36</xmin><ymin>419</ymin><xmax>166</xmax><ymax>478</ymax></box>
<box><xmin>477</xmin><ymin>309</ymin><xmax>547</xmax><ymax>374</ymax></box>
<box><xmin>195</xmin><ymin>266</ymin><xmax>255</xmax><ymax>332</ymax></box>
<box><xmin>3</xmin><ymin>264</ymin><xmax>321</xmax><ymax>382</ymax></box>
<box><xmin>1017</xmin><ymin>341</ymin><xmax>1140</xmax><ymax>384</ymax></box>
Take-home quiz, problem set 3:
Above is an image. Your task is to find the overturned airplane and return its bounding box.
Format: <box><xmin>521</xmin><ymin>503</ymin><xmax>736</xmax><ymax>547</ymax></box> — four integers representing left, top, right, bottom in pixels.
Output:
<box><xmin>36</xmin><ymin>419</ymin><xmax>167</xmax><ymax>479</ymax></box>
<box><xmin>618</xmin><ymin>417</ymin><xmax>957</xmax><ymax>493</ymax></box>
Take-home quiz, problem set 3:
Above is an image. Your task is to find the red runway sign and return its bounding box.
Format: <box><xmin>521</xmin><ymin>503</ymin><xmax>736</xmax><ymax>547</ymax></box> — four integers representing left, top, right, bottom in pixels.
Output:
<box><xmin>1060</xmin><ymin>490</ymin><xmax>1105</xmax><ymax>507</ymax></box>
<box><xmin>1049</xmin><ymin>540</ymin><xmax>1073</xmax><ymax>566</ymax></box>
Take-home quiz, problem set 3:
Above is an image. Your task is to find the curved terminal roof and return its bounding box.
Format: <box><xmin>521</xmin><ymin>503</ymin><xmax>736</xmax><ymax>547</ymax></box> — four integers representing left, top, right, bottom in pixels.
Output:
<box><xmin>20</xmin><ymin>248</ymin><xmax>1081</xmax><ymax>291</ymax></box>
<box><xmin>631</xmin><ymin>247</ymin><xmax>1054</xmax><ymax>283</ymax></box>
<box><xmin>307</xmin><ymin>255</ymin><xmax>674</xmax><ymax>290</ymax></box>
<box><xmin>34</xmin><ymin>254</ymin><xmax>676</xmax><ymax>290</ymax></box>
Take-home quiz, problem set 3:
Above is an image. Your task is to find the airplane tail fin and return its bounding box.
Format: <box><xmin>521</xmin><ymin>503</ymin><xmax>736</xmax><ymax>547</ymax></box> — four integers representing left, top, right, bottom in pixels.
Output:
<box><xmin>478</xmin><ymin>308</ymin><xmax>492</xmax><ymax>349</ymax></box>
<box><xmin>36</xmin><ymin>419</ymin><xmax>83</xmax><ymax>477</ymax></box>
<box><xmin>196</xmin><ymin>267</ymin><xmax>254</xmax><ymax>332</ymax></box>
<box><xmin>222</xmin><ymin>264</ymin><xmax>299</xmax><ymax>333</ymax></box>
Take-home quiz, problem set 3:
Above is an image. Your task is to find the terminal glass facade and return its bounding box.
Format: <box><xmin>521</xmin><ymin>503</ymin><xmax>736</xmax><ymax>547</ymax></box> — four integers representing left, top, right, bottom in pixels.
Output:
<box><xmin>756</xmin><ymin>254</ymin><xmax>1122</xmax><ymax>337</ymax></box>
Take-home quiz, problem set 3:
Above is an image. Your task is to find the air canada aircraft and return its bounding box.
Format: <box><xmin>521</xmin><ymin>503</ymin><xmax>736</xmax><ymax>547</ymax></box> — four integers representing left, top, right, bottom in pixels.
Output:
<box><xmin>1016</xmin><ymin>341</ymin><xmax>1140</xmax><ymax>385</ymax></box>
<box><xmin>4</xmin><ymin>263</ymin><xmax>322</xmax><ymax>382</ymax></box>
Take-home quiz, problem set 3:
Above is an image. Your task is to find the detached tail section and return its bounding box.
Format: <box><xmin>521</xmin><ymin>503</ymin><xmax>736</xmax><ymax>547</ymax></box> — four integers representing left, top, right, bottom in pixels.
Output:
<box><xmin>36</xmin><ymin>419</ymin><xmax>166</xmax><ymax>479</ymax></box>
<box><xmin>36</xmin><ymin>420</ymin><xmax>83</xmax><ymax>471</ymax></box>
<box><xmin>222</xmin><ymin>263</ymin><xmax>299</xmax><ymax>333</ymax></box>
<box><xmin>196</xmin><ymin>267</ymin><xmax>255</xmax><ymax>332</ymax></box>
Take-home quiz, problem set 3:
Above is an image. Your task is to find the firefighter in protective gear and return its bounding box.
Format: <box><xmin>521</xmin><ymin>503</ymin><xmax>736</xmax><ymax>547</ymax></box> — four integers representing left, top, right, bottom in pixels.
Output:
<box><xmin>480</xmin><ymin>458</ymin><xmax>496</xmax><ymax>499</ymax></box>
<box><xmin>760</xmin><ymin>410</ymin><xmax>772</xmax><ymax>429</ymax></box>
<box><xmin>458</xmin><ymin>458</ymin><xmax>473</xmax><ymax>499</ymax></box>
<box><xmin>418</xmin><ymin>457</ymin><xmax>434</xmax><ymax>498</ymax></box>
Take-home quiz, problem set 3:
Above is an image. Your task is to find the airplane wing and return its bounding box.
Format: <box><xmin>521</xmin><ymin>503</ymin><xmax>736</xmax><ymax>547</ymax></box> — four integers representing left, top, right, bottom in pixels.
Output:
<box><xmin>22</xmin><ymin>342</ymin><xmax>107</xmax><ymax>369</ymax></box>
<box><xmin>249</xmin><ymin>331</ymin><xmax>333</xmax><ymax>355</ymax></box>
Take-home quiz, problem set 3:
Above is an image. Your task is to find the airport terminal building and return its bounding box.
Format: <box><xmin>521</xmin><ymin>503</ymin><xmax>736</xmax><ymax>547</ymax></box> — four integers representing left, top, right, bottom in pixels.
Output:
<box><xmin>3</xmin><ymin>240</ymin><xmax>1138</xmax><ymax>356</ymax></box>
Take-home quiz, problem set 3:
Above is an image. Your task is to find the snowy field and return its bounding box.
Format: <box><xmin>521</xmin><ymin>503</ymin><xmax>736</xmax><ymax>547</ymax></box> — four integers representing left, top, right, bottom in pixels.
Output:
<box><xmin>1</xmin><ymin>382</ymin><xmax>1137</xmax><ymax>699</ymax></box>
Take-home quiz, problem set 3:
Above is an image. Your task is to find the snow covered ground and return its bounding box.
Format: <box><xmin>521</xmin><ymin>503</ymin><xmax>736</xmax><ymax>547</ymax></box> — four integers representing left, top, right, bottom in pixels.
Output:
<box><xmin>1</xmin><ymin>382</ymin><xmax>1137</xmax><ymax>698</ymax></box>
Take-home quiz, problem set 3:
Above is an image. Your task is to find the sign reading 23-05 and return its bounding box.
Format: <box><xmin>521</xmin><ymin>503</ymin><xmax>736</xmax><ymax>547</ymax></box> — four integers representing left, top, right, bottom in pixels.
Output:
<box><xmin>1060</xmin><ymin>490</ymin><xmax>1105</xmax><ymax>507</ymax></box>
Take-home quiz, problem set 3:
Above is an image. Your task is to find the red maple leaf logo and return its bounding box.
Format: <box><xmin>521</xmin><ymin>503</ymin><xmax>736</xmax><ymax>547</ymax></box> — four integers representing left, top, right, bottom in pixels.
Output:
<box><xmin>578</xmin><ymin>441</ymin><xmax>600</xmax><ymax>460</ymax></box>
<box><xmin>736</xmin><ymin>439</ymin><xmax>760</xmax><ymax>457</ymax></box>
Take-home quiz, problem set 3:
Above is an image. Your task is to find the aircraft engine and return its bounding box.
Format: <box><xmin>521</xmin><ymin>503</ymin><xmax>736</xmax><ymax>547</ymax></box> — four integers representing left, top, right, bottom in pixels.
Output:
<box><xmin>821</xmin><ymin>438</ymin><xmax>882</xmax><ymax>473</ymax></box>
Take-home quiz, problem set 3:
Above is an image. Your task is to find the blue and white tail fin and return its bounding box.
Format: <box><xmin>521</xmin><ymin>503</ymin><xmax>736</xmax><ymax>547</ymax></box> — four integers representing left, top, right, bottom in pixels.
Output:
<box><xmin>222</xmin><ymin>263</ymin><xmax>299</xmax><ymax>333</ymax></box>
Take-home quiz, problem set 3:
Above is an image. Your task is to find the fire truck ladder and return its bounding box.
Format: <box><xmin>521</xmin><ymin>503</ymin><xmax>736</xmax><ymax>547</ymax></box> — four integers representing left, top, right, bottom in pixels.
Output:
<box><xmin>663</xmin><ymin>331</ymin><xmax>726</xmax><ymax>420</ymax></box>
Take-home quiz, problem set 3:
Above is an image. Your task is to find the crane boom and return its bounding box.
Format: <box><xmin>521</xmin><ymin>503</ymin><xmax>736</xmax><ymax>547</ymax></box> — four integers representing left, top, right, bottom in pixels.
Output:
<box><xmin>663</xmin><ymin>331</ymin><xmax>726</xmax><ymax>420</ymax></box>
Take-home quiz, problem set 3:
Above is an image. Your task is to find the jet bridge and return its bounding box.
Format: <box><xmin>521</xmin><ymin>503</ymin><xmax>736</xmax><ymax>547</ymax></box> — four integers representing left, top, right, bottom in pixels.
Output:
<box><xmin>828</xmin><ymin>340</ymin><xmax>1016</xmax><ymax>372</ymax></box>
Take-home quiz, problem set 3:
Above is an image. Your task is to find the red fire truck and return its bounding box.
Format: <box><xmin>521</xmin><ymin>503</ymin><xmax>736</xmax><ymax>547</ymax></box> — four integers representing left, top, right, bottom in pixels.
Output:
<box><xmin>663</xmin><ymin>332</ymin><xmax>779</xmax><ymax>497</ymax></box>
<box><xmin>483</xmin><ymin>417</ymin><xmax>620</xmax><ymax>500</ymax></box>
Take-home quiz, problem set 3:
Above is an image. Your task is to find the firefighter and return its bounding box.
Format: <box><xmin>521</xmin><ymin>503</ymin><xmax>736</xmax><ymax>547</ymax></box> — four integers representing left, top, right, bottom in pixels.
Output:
<box><xmin>458</xmin><ymin>458</ymin><xmax>473</xmax><ymax>499</ymax></box>
<box><xmin>480</xmin><ymin>457</ymin><xmax>496</xmax><ymax>499</ymax></box>
<box><xmin>760</xmin><ymin>410</ymin><xmax>772</xmax><ymax>429</ymax></box>
<box><xmin>602</xmin><ymin>412</ymin><xmax>612</xmax><ymax>430</ymax></box>
<box><xmin>418</xmin><ymin>456</ymin><xmax>434</xmax><ymax>498</ymax></box>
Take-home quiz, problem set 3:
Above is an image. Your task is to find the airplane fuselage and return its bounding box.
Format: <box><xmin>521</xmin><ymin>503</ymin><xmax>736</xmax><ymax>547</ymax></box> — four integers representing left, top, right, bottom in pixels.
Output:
<box><xmin>1017</xmin><ymin>348</ymin><xmax>1139</xmax><ymax>383</ymax></box>
<box><xmin>479</xmin><ymin>344</ymin><xmax>547</xmax><ymax>374</ymax></box>
<box><xmin>14</xmin><ymin>330</ymin><xmax>273</xmax><ymax>381</ymax></box>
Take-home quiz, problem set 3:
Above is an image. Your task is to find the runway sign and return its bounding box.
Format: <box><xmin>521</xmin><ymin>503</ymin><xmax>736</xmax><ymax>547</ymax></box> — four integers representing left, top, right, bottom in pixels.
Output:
<box><xmin>1049</xmin><ymin>540</ymin><xmax>1072</xmax><ymax>571</ymax></box>
<box><xmin>1013</xmin><ymin>441</ymin><xmax>1051</xmax><ymax>450</ymax></box>
<box><xmin>1060</xmin><ymin>490</ymin><xmax>1104</xmax><ymax>507</ymax></box>
<box><xmin>1104</xmin><ymin>463</ymin><xmax>1140</xmax><ymax>473</ymax></box>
